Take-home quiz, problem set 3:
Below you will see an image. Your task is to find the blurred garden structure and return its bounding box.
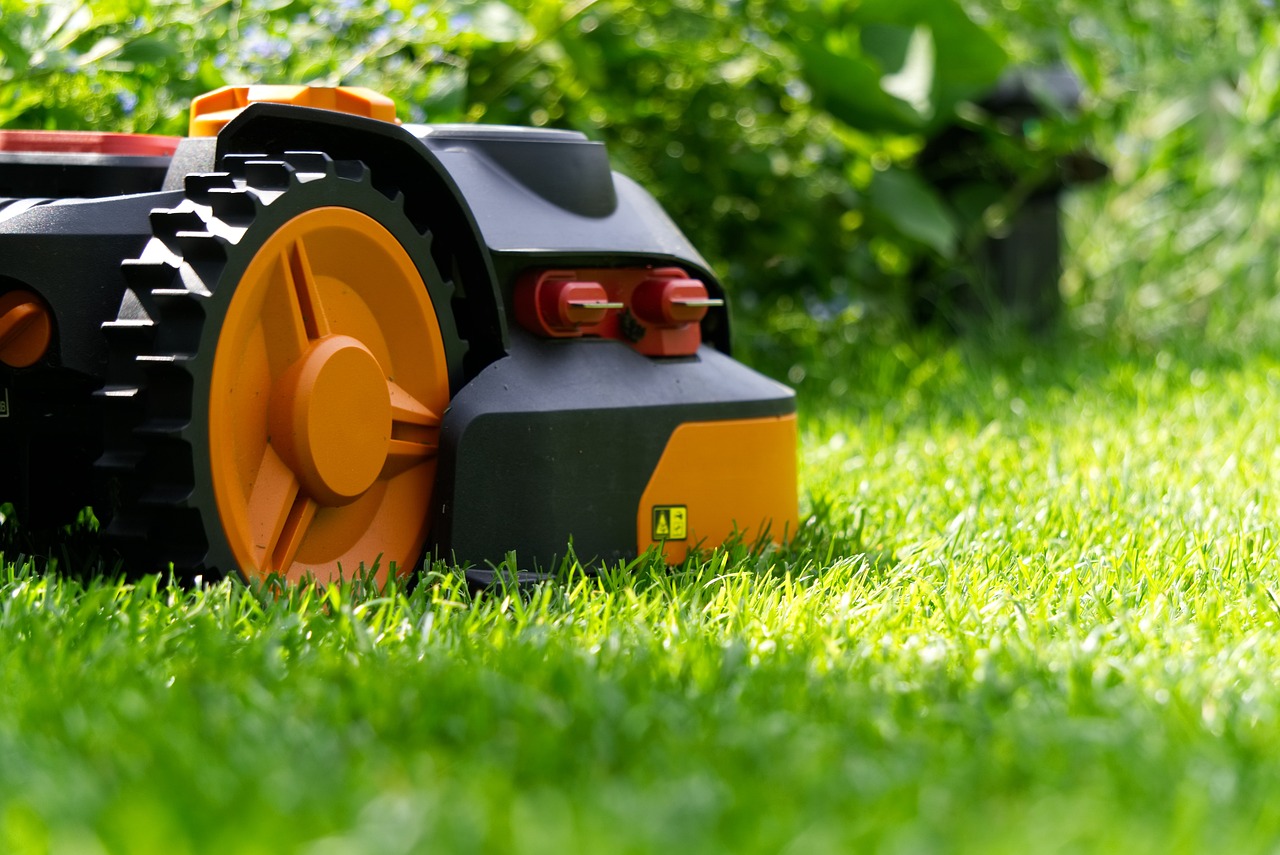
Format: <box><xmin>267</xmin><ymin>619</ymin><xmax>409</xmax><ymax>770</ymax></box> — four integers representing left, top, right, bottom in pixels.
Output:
<box><xmin>915</xmin><ymin>65</ymin><xmax>1108</xmax><ymax>330</ymax></box>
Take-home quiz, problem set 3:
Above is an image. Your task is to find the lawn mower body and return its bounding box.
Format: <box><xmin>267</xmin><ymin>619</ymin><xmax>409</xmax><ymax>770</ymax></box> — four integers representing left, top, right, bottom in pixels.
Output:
<box><xmin>0</xmin><ymin>87</ymin><xmax>796</xmax><ymax>582</ymax></box>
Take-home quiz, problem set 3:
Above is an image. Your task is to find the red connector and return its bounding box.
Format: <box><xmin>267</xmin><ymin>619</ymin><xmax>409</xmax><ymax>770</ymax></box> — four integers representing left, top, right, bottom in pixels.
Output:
<box><xmin>514</xmin><ymin>267</ymin><xmax>723</xmax><ymax>357</ymax></box>
<box><xmin>514</xmin><ymin>276</ymin><xmax>623</xmax><ymax>337</ymax></box>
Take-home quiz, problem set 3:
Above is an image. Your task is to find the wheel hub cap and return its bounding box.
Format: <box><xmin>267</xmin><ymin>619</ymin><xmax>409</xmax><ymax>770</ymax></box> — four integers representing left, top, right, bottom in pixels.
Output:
<box><xmin>270</xmin><ymin>335</ymin><xmax>392</xmax><ymax>507</ymax></box>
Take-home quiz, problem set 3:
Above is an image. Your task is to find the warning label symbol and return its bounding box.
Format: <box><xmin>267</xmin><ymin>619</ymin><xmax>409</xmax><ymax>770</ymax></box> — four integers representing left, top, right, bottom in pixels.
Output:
<box><xmin>652</xmin><ymin>505</ymin><xmax>688</xmax><ymax>541</ymax></box>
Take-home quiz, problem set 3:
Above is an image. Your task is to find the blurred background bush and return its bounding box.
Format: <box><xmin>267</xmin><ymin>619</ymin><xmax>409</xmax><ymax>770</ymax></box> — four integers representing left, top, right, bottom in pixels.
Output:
<box><xmin>2</xmin><ymin>0</ymin><xmax>1277</xmax><ymax>379</ymax></box>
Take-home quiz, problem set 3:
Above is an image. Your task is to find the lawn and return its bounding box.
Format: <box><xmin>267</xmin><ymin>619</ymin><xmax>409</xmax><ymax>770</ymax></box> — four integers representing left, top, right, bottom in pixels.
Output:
<box><xmin>4</xmin><ymin>322</ymin><xmax>1280</xmax><ymax>853</ymax></box>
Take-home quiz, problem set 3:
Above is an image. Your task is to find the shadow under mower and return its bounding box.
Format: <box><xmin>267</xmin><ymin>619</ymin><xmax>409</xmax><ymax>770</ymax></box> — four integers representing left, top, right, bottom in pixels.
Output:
<box><xmin>0</xmin><ymin>85</ymin><xmax>797</xmax><ymax>585</ymax></box>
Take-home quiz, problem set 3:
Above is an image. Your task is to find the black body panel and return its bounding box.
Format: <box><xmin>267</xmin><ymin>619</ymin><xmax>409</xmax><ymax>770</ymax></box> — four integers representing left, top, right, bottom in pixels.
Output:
<box><xmin>0</xmin><ymin>152</ymin><xmax>171</xmax><ymax>199</ymax></box>
<box><xmin>409</xmin><ymin>124</ymin><xmax>710</xmax><ymax>266</ymax></box>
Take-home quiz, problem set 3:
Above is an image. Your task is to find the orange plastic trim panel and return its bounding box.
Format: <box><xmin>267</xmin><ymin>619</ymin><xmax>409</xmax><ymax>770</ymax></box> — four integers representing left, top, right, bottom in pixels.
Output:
<box><xmin>637</xmin><ymin>414</ymin><xmax>798</xmax><ymax>563</ymax></box>
<box><xmin>190</xmin><ymin>86</ymin><xmax>399</xmax><ymax>137</ymax></box>
<box><xmin>209</xmin><ymin>206</ymin><xmax>449</xmax><ymax>583</ymax></box>
<box><xmin>0</xmin><ymin>290</ymin><xmax>53</xmax><ymax>368</ymax></box>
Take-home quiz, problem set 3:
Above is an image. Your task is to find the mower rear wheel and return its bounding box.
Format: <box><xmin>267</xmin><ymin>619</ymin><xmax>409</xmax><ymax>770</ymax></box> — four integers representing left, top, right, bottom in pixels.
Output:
<box><xmin>100</xmin><ymin>153</ymin><xmax>463</xmax><ymax>583</ymax></box>
<box><xmin>210</xmin><ymin>206</ymin><xmax>450</xmax><ymax>583</ymax></box>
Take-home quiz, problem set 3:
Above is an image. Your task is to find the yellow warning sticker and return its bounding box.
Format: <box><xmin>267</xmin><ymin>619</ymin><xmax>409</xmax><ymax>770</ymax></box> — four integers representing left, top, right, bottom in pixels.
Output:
<box><xmin>652</xmin><ymin>505</ymin><xmax>688</xmax><ymax>541</ymax></box>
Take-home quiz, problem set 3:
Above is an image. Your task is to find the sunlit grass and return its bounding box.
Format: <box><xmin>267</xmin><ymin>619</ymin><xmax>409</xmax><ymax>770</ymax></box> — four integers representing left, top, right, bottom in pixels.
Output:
<box><xmin>4</xmin><ymin>327</ymin><xmax>1280</xmax><ymax>853</ymax></box>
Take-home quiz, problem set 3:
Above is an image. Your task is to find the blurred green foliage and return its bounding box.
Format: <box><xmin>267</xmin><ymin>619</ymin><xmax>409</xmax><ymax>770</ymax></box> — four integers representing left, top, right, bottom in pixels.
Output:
<box><xmin>6</xmin><ymin>0</ymin><xmax>1277</xmax><ymax>365</ymax></box>
<box><xmin>0</xmin><ymin>0</ymin><xmax>1077</xmax><ymax>320</ymax></box>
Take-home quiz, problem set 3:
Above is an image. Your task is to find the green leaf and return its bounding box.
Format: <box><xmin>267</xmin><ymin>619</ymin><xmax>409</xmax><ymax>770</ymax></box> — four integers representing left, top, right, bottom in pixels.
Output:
<box><xmin>0</xmin><ymin>88</ymin><xmax>44</xmax><ymax>126</ymax></box>
<box><xmin>195</xmin><ymin>57</ymin><xmax>228</xmax><ymax>92</ymax></box>
<box><xmin>0</xmin><ymin>26</ymin><xmax>30</xmax><ymax>74</ymax></box>
<box><xmin>118</xmin><ymin>37</ymin><xmax>181</xmax><ymax>66</ymax></box>
<box><xmin>459</xmin><ymin>1</ymin><xmax>533</xmax><ymax>44</ymax></box>
<box><xmin>873</xmin><ymin>25</ymin><xmax>935</xmax><ymax>120</ymax></box>
<box><xmin>1064</xmin><ymin>37</ymin><xmax>1105</xmax><ymax>96</ymax></box>
<box><xmin>853</xmin><ymin>0</ymin><xmax>1008</xmax><ymax>129</ymax></box>
<box><xmin>42</xmin><ymin>4</ymin><xmax>94</xmax><ymax>50</ymax></box>
<box><xmin>868</xmin><ymin>167</ymin><xmax>957</xmax><ymax>256</ymax></box>
<box><xmin>76</xmin><ymin>36</ymin><xmax>126</xmax><ymax>65</ymax></box>
<box><xmin>784</xmin><ymin>0</ymin><xmax>1005</xmax><ymax>134</ymax></box>
<box><xmin>791</xmin><ymin>35</ymin><xmax>928</xmax><ymax>133</ymax></box>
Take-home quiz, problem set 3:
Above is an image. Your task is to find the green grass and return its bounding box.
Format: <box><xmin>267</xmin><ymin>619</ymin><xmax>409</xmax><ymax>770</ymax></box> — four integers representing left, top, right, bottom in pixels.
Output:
<box><xmin>5</xmin><ymin>328</ymin><xmax>1280</xmax><ymax>853</ymax></box>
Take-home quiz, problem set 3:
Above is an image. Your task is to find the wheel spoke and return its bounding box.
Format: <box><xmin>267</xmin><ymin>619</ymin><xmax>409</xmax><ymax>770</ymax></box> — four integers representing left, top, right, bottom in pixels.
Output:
<box><xmin>381</xmin><ymin>438</ymin><xmax>438</xmax><ymax>479</ymax></box>
<box><xmin>388</xmin><ymin>380</ymin><xmax>442</xmax><ymax>428</ymax></box>
<box><xmin>247</xmin><ymin>444</ymin><xmax>316</xmax><ymax>574</ymax></box>
<box><xmin>285</xmin><ymin>237</ymin><xmax>331</xmax><ymax>340</ymax></box>
<box><xmin>263</xmin><ymin>251</ymin><xmax>309</xmax><ymax>371</ymax></box>
<box><xmin>382</xmin><ymin>380</ymin><xmax>441</xmax><ymax>479</ymax></box>
<box><xmin>271</xmin><ymin>492</ymin><xmax>319</xmax><ymax>576</ymax></box>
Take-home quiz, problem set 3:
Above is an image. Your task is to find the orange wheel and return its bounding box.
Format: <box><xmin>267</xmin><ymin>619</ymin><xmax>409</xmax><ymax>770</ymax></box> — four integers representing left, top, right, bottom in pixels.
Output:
<box><xmin>209</xmin><ymin>207</ymin><xmax>450</xmax><ymax>583</ymax></box>
<box><xmin>100</xmin><ymin>153</ymin><xmax>466</xmax><ymax>584</ymax></box>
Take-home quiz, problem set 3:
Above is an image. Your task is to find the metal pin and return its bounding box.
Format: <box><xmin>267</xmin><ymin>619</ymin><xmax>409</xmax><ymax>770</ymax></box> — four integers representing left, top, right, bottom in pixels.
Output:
<box><xmin>567</xmin><ymin>300</ymin><xmax>625</xmax><ymax>310</ymax></box>
<box><xmin>670</xmin><ymin>298</ymin><xmax>725</xmax><ymax>308</ymax></box>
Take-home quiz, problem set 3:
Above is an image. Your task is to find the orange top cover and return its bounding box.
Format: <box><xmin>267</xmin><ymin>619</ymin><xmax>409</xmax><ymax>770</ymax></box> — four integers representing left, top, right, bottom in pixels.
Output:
<box><xmin>189</xmin><ymin>86</ymin><xmax>399</xmax><ymax>137</ymax></box>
